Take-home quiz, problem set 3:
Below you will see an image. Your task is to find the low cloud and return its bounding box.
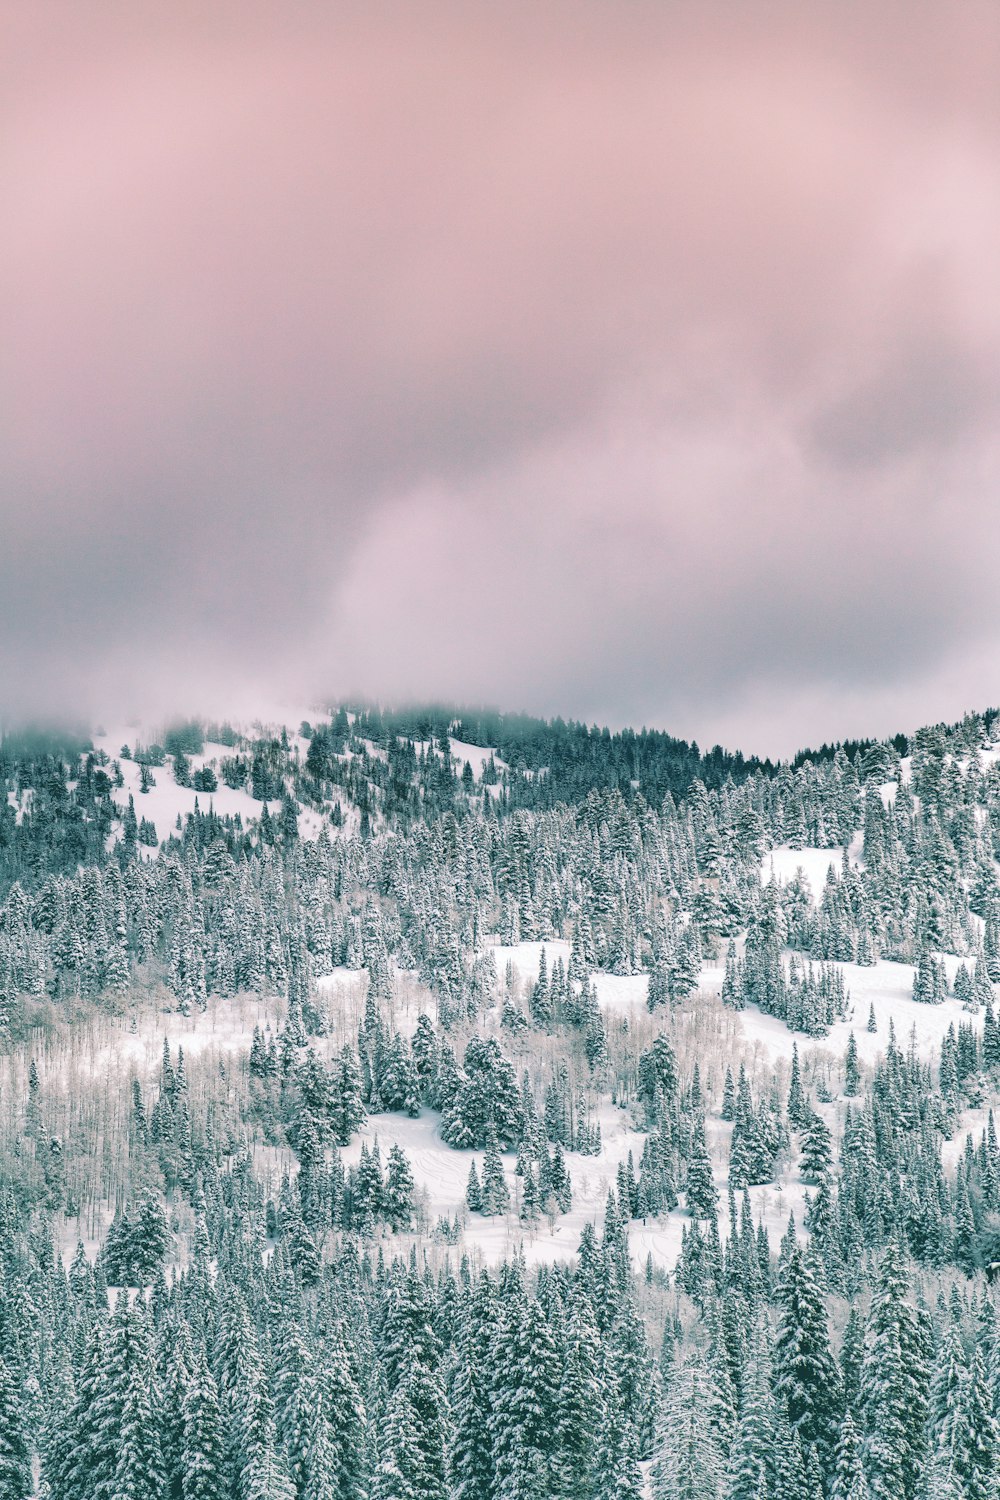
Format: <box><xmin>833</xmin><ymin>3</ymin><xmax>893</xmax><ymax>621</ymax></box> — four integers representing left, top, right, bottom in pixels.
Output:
<box><xmin>2</xmin><ymin>1</ymin><xmax>999</xmax><ymax>755</ymax></box>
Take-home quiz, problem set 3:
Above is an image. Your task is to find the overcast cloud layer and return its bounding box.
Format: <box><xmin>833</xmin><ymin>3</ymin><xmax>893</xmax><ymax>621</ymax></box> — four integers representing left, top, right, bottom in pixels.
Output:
<box><xmin>3</xmin><ymin>1</ymin><xmax>999</xmax><ymax>756</ymax></box>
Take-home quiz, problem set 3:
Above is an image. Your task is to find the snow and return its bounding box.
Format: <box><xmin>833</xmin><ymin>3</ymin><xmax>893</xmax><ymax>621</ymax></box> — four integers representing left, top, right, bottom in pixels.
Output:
<box><xmin>109</xmin><ymin>752</ymin><xmax>278</xmax><ymax>846</ymax></box>
<box><xmin>484</xmin><ymin>941</ymin><xmax>651</xmax><ymax>1012</ymax></box>
<box><xmin>92</xmin><ymin>726</ymin><xmax>350</xmax><ymax>848</ymax></box>
<box><xmin>341</xmin><ymin>1100</ymin><xmax>652</xmax><ymax>1269</ymax></box>
<box><xmin>31</xmin><ymin>717</ymin><xmax>998</xmax><ymax>1285</ymax></box>
<box><xmin>731</xmin><ymin>956</ymin><xmax>980</xmax><ymax>1073</ymax></box>
<box><xmin>449</xmin><ymin>738</ymin><xmax>505</xmax><ymax>780</ymax></box>
<box><xmin>760</xmin><ymin>844</ymin><xmax>859</xmax><ymax>903</ymax></box>
<box><xmin>314</xmin><ymin>965</ymin><xmax>441</xmax><ymax>1043</ymax></box>
<box><xmin>43</xmin><ymin>984</ymin><xmax>659</xmax><ymax>1271</ymax></box>
<box><xmin>29</xmin><ymin>945</ymin><xmax>988</xmax><ymax>1283</ymax></box>
<box><xmin>593</xmin><ymin>972</ymin><xmax>651</xmax><ymax>1011</ymax></box>
<box><xmin>5</xmin><ymin>788</ymin><xmax>32</xmax><ymax>825</ymax></box>
<box><xmin>487</xmin><ymin>940</ymin><xmax>571</xmax><ymax>983</ymax></box>
<box><xmin>73</xmin><ymin>991</ymin><xmax>284</xmax><ymax>1080</ymax></box>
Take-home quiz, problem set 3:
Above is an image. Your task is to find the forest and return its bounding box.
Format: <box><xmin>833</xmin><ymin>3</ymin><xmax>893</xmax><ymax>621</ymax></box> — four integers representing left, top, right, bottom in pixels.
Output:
<box><xmin>2</xmin><ymin>702</ymin><xmax>1000</xmax><ymax>1498</ymax></box>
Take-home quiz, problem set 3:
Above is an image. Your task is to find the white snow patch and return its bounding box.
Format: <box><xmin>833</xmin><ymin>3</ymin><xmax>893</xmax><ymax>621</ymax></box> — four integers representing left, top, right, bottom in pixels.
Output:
<box><xmin>109</xmin><ymin>757</ymin><xmax>278</xmax><ymax>845</ymax></box>
<box><xmin>761</xmin><ymin>845</ymin><xmax>855</xmax><ymax>903</ymax></box>
<box><xmin>449</xmin><ymin>739</ymin><xmax>505</xmax><ymax>780</ymax></box>
<box><xmin>343</xmin><ymin>1099</ymin><xmax>652</xmax><ymax>1268</ymax></box>
<box><xmin>487</xmin><ymin>940</ymin><xmax>572</xmax><ymax>983</ymax></box>
<box><xmin>732</xmin><ymin>957</ymin><xmax>981</xmax><ymax>1072</ymax></box>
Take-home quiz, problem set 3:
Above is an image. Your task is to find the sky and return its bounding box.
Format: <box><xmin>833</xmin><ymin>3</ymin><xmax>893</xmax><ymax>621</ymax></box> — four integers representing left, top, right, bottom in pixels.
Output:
<box><xmin>2</xmin><ymin>1</ymin><xmax>999</xmax><ymax>758</ymax></box>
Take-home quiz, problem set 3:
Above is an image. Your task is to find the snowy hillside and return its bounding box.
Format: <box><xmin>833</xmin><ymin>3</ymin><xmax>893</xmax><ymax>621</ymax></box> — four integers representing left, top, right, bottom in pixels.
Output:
<box><xmin>3</xmin><ymin>702</ymin><xmax>1000</xmax><ymax>1498</ymax></box>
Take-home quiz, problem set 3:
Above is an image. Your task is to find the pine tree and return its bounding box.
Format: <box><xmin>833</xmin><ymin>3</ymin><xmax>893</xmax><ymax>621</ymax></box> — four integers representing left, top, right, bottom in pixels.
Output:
<box><xmin>274</xmin><ymin>1322</ymin><xmax>317</xmax><ymax>1494</ymax></box>
<box><xmin>552</xmin><ymin>1293</ymin><xmax>603</xmax><ymax>1496</ymax></box>
<box><xmin>0</xmin><ymin>1355</ymin><xmax>31</xmax><ymax>1500</ymax></box>
<box><xmin>787</xmin><ymin>1043</ymin><xmax>806</xmax><ymax>1126</ymax></box>
<box><xmin>844</xmin><ymin>1032</ymin><xmax>861</xmax><ymax>1096</ymax></box>
<box><xmin>449</xmin><ymin>1292</ymin><xmax>496</xmax><ymax>1500</ymax></box>
<box><xmin>830</xmin><ymin>1411</ymin><xmax>863</xmax><ymax>1500</ymax></box>
<box><xmin>55</xmin><ymin>1318</ymin><xmax>116</xmax><ymax>1500</ymax></box>
<box><xmin>161</xmin><ymin>1332</ymin><xmax>191</xmax><ymax>1500</ymax></box>
<box><xmin>321</xmin><ymin>1321</ymin><xmax>367</xmax><ymax>1500</ymax></box>
<box><xmin>241</xmin><ymin>1382</ymin><xmax>297</xmax><ymax>1500</ymax></box>
<box><xmin>481</xmin><ymin>1131</ymin><xmax>510</xmax><ymax>1216</ymax></box>
<box><xmin>650</xmin><ymin>1356</ymin><xmax>725</xmax><ymax>1500</ymax></box>
<box><xmin>182</xmin><ymin>1348</ymin><xmax>225</xmax><ymax>1500</ymax></box>
<box><xmin>721</xmin><ymin>1067</ymin><xmax>736</xmax><ymax>1122</ymax></box>
<box><xmin>858</xmin><ymin>1243</ymin><xmax>929</xmax><ymax>1500</ymax></box>
<box><xmin>106</xmin><ymin>1298</ymin><xmax>167</xmax><ymax>1500</ymax></box>
<box><xmin>466</xmin><ymin>1160</ymin><xmax>483</xmax><ymax>1213</ymax></box>
<box><xmin>799</xmin><ymin>1111</ymin><xmax>833</xmax><ymax>1184</ymax></box>
<box><xmin>729</xmin><ymin>1319</ymin><xmax>774</xmax><ymax>1500</ymax></box>
<box><xmin>686</xmin><ymin>1113</ymin><xmax>718</xmax><ymax>1220</ymax></box>
<box><xmin>489</xmin><ymin>1295</ymin><xmax>561</xmax><ymax>1500</ymax></box>
<box><xmin>372</xmin><ymin>1383</ymin><xmax>425</xmax><ymax>1500</ymax></box>
<box><xmin>384</xmin><ymin>1144</ymin><xmax>416</xmax><ymax>1231</ymax></box>
<box><xmin>773</xmin><ymin>1245</ymin><xmax>842</xmax><ymax>1485</ymax></box>
<box><xmin>958</xmin><ymin>1343</ymin><xmax>996</xmax><ymax>1500</ymax></box>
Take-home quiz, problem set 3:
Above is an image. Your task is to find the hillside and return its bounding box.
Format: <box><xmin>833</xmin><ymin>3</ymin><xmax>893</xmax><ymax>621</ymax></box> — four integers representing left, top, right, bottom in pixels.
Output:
<box><xmin>2</xmin><ymin>702</ymin><xmax>1000</xmax><ymax>1498</ymax></box>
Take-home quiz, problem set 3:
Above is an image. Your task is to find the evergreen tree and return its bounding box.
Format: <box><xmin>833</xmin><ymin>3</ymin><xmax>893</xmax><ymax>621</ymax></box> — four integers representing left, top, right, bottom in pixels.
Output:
<box><xmin>686</xmin><ymin>1113</ymin><xmax>719</xmax><ymax>1220</ymax></box>
<box><xmin>773</xmin><ymin>1245</ymin><xmax>842</xmax><ymax>1485</ymax></box>
<box><xmin>106</xmin><ymin>1299</ymin><xmax>167</xmax><ymax>1500</ymax></box>
<box><xmin>182</xmin><ymin>1349</ymin><xmax>225</xmax><ymax>1500</ymax></box>
<box><xmin>858</xmin><ymin>1244</ymin><xmax>929</xmax><ymax>1500</ymax></box>
<box><xmin>0</xmin><ymin>1356</ymin><xmax>30</xmax><ymax>1500</ymax></box>
<box><xmin>844</xmin><ymin>1032</ymin><xmax>861</xmax><ymax>1096</ymax></box>
<box><xmin>489</xmin><ymin>1295</ymin><xmax>560</xmax><ymax>1500</ymax></box>
<box><xmin>651</xmin><ymin>1356</ymin><xmax>725</xmax><ymax>1500</ymax></box>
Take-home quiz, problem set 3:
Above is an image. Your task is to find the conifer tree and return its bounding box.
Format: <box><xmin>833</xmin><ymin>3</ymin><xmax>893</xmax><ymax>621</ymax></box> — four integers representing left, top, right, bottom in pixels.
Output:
<box><xmin>489</xmin><ymin>1295</ymin><xmax>560</xmax><ymax>1500</ymax></box>
<box><xmin>465</xmin><ymin>1160</ymin><xmax>483</xmax><ymax>1213</ymax></box>
<box><xmin>373</xmin><ymin>1384</ymin><xmax>426</xmax><ymax>1500</ymax></box>
<box><xmin>650</xmin><ymin>1356</ymin><xmax>725</xmax><ymax>1500</ymax></box>
<box><xmin>686</xmin><ymin>1113</ymin><xmax>719</xmax><ymax>1220</ymax></box>
<box><xmin>449</xmin><ymin>1295</ymin><xmax>496</xmax><ymax>1500</ymax></box>
<box><xmin>481</xmin><ymin>1131</ymin><xmax>510</xmax><ymax>1216</ymax></box>
<box><xmin>799</xmin><ymin>1111</ymin><xmax>833</xmax><ymax>1184</ymax></box>
<box><xmin>729</xmin><ymin>1319</ymin><xmax>774</xmax><ymax>1500</ymax></box>
<box><xmin>552</xmin><ymin>1292</ymin><xmax>602</xmax><ymax>1497</ymax></box>
<box><xmin>858</xmin><ymin>1243</ymin><xmax>929</xmax><ymax>1500</ymax></box>
<box><xmin>384</xmin><ymin>1144</ymin><xmax>416</xmax><ymax>1231</ymax></box>
<box><xmin>844</xmin><ymin>1032</ymin><xmax>861</xmax><ymax>1096</ymax></box>
<box><xmin>0</xmin><ymin>1355</ymin><xmax>31</xmax><ymax>1500</ymax></box>
<box><xmin>106</xmin><ymin>1299</ymin><xmax>167</xmax><ymax>1500</ymax></box>
<box><xmin>321</xmin><ymin>1322</ymin><xmax>368</xmax><ymax>1500</ymax></box>
<box><xmin>773</xmin><ymin>1245</ymin><xmax>842</xmax><ymax>1485</ymax></box>
<box><xmin>182</xmin><ymin>1348</ymin><xmax>225</xmax><ymax>1500</ymax></box>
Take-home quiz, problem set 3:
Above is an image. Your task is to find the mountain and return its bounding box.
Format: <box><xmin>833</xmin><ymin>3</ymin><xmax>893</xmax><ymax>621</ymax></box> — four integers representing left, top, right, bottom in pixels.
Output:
<box><xmin>1</xmin><ymin>700</ymin><xmax>999</xmax><ymax>1498</ymax></box>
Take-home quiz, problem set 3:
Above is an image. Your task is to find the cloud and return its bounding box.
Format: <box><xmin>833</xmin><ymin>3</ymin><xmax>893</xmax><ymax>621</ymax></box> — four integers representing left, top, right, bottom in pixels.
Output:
<box><xmin>2</xmin><ymin>1</ymin><xmax>999</xmax><ymax>754</ymax></box>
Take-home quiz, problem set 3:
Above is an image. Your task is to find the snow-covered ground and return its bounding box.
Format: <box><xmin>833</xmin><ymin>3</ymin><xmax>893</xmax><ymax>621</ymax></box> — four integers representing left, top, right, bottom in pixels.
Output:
<box><xmin>736</xmin><ymin>956</ymin><xmax>981</xmax><ymax>1071</ymax></box>
<box><xmin>339</xmin><ymin>1100</ymin><xmax>650</xmax><ymax>1269</ymax></box>
<box><xmin>103</xmin><ymin>741</ymin><xmax>279</xmax><ymax>846</ymax></box>
<box><xmin>26</xmin><ymin>921</ymin><xmax>987</xmax><ymax>1280</ymax></box>
<box><xmin>93</xmin><ymin>720</ymin><xmax>349</xmax><ymax>848</ymax></box>
<box><xmin>487</xmin><ymin>940</ymin><xmax>570</xmax><ymax>983</ymax></box>
<box><xmin>761</xmin><ymin>845</ymin><xmax>844</xmax><ymax>897</ymax></box>
<box><xmin>760</xmin><ymin>835</ymin><xmax>864</xmax><ymax>903</ymax></box>
<box><xmin>484</xmin><ymin>937</ymin><xmax>974</xmax><ymax>1069</ymax></box>
<box><xmin>449</xmin><ymin>738</ymin><xmax>505</xmax><ymax>780</ymax></box>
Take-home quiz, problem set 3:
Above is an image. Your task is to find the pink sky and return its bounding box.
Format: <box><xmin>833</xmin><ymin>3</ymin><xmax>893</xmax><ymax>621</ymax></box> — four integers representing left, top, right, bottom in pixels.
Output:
<box><xmin>2</xmin><ymin>1</ymin><xmax>999</xmax><ymax>754</ymax></box>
